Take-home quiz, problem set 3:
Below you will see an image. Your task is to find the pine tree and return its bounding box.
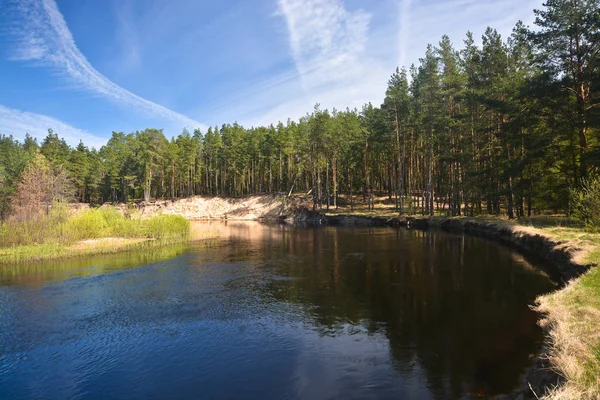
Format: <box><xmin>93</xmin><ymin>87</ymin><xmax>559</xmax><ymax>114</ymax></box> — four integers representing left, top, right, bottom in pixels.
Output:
<box><xmin>384</xmin><ymin>68</ymin><xmax>411</xmax><ymax>213</ymax></box>
<box><xmin>531</xmin><ymin>0</ymin><xmax>600</xmax><ymax>178</ymax></box>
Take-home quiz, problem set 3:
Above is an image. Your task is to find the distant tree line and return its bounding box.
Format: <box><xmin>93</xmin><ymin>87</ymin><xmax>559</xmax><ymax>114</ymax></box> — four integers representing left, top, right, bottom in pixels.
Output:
<box><xmin>0</xmin><ymin>0</ymin><xmax>598</xmax><ymax>219</ymax></box>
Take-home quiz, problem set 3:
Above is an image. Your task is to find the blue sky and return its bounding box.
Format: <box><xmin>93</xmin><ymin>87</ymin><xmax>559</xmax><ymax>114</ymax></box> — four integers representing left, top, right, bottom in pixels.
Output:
<box><xmin>0</xmin><ymin>0</ymin><xmax>544</xmax><ymax>149</ymax></box>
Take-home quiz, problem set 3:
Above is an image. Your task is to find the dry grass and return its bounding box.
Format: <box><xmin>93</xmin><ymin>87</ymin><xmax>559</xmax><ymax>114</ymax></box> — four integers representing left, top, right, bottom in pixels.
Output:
<box><xmin>530</xmin><ymin>221</ymin><xmax>600</xmax><ymax>399</ymax></box>
<box><xmin>438</xmin><ymin>219</ymin><xmax>600</xmax><ymax>399</ymax></box>
<box><xmin>536</xmin><ymin>267</ymin><xmax>600</xmax><ymax>399</ymax></box>
<box><xmin>424</xmin><ymin>214</ymin><xmax>600</xmax><ymax>399</ymax></box>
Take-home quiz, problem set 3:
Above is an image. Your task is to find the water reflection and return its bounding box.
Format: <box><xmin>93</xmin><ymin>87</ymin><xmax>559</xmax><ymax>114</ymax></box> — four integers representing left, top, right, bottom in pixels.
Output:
<box><xmin>0</xmin><ymin>222</ymin><xmax>555</xmax><ymax>400</ymax></box>
<box><xmin>188</xmin><ymin>223</ymin><xmax>556</xmax><ymax>398</ymax></box>
<box><xmin>0</xmin><ymin>244</ymin><xmax>190</xmax><ymax>287</ymax></box>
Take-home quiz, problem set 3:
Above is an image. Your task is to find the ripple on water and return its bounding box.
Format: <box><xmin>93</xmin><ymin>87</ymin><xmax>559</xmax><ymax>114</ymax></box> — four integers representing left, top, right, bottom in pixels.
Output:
<box><xmin>0</xmin><ymin>222</ymin><xmax>555</xmax><ymax>400</ymax></box>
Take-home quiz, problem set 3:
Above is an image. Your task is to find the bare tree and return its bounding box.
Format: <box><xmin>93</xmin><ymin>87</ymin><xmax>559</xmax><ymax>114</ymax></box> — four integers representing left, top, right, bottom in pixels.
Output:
<box><xmin>10</xmin><ymin>152</ymin><xmax>74</xmax><ymax>221</ymax></box>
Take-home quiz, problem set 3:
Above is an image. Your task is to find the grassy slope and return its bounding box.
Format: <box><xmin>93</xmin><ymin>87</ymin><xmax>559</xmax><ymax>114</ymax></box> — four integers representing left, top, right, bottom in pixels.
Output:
<box><xmin>464</xmin><ymin>216</ymin><xmax>600</xmax><ymax>399</ymax></box>
<box><xmin>532</xmin><ymin>224</ymin><xmax>600</xmax><ymax>399</ymax></box>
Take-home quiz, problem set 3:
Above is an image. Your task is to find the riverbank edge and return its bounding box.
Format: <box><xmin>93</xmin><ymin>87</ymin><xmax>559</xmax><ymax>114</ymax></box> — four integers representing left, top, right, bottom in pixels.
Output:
<box><xmin>287</xmin><ymin>211</ymin><xmax>595</xmax><ymax>399</ymax></box>
<box><xmin>292</xmin><ymin>211</ymin><xmax>592</xmax><ymax>279</ymax></box>
<box><xmin>3</xmin><ymin>203</ymin><xmax>593</xmax><ymax>397</ymax></box>
<box><xmin>0</xmin><ymin>237</ymin><xmax>190</xmax><ymax>265</ymax></box>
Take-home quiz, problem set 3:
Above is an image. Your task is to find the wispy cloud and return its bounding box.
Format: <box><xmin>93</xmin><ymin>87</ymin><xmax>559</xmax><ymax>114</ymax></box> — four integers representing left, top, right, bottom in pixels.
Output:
<box><xmin>229</xmin><ymin>0</ymin><xmax>541</xmax><ymax>128</ymax></box>
<box><xmin>402</xmin><ymin>0</ymin><xmax>544</xmax><ymax>68</ymax></box>
<box><xmin>398</xmin><ymin>0</ymin><xmax>412</xmax><ymax>69</ymax></box>
<box><xmin>5</xmin><ymin>0</ymin><xmax>203</xmax><ymax>130</ymax></box>
<box><xmin>226</xmin><ymin>0</ymin><xmax>391</xmax><ymax>126</ymax></box>
<box><xmin>277</xmin><ymin>0</ymin><xmax>373</xmax><ymax>93</ymax></box>
<box><xmin>0</xmin><ymin>105</ymin><xmax>107</xmax><ymax>149</ymax></box>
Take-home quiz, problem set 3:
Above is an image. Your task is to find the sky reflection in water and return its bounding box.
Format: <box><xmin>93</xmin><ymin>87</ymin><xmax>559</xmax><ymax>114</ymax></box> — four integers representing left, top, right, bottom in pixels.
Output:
<box><xmin>0</xmin><ymin>222</ymin><xmax>556</xmax><ymax>399</ymax></box>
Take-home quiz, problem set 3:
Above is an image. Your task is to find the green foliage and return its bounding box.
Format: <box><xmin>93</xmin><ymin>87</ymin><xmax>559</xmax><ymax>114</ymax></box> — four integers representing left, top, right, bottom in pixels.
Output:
<box><xmin>570</xmin><ymin>176</ymin><xmax>600</xmax><ymax>229</ymax></box>
<box><xmin>65</xmin><ymin>207</ymin><xmax>137</xmax><ymax>239</ymax></box>
<box><xmin>0</xmin><ymin>205</ymin><xmax>189</xmax><ymax>248</ymax></box>
<box><xmin>0</xmin><ymin>134</ymin><xmax>33</xmax><ymax>218</ymax></box>
<box><xmin>0</xmin><ymin>242</ymin><xmax>190</xmax><ymax>277</ymax></box>
<box><xmin>0</xmin><ymin>0</ymin><xmax>597</xmax><ymax>219</ymax></box>
<box><xmin>40</xmin><ymin>130</ymin><xmax>71</xmax><ymax>165</ymax></box>
<box><xmin>140</xmin><ymin>214</ymin><xmax>190</xmax><ymax>241</ymax></box>
<box><xmin>0</xmin><ymin>201</ymin><xmax>68</xmax><ymax>246</ymax></box>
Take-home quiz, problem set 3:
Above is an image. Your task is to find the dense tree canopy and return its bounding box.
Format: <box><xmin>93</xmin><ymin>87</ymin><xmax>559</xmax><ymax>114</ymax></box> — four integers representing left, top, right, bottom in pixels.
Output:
<box><xmin>0</xmin><ymin>0</ymin><xmax>598</xmax><ymax>219</ymax></box>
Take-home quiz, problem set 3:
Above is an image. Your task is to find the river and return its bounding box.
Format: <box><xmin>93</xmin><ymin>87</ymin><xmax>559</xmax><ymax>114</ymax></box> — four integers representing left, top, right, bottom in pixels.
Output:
<box><xmin>0</xmin><ymin>221</ymin><xmax>556</xmax><ymax>399</ymax></box>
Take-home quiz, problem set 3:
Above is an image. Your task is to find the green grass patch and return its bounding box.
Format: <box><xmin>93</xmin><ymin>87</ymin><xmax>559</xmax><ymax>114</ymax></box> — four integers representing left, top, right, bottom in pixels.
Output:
<box><xmin>0</xmin><ymin>205</ymin><xmax>190</xmax><ymax>264</ymax></box>
<box><xmin>532</xmin><ymin>226</ymin><xmax>600</xmax><ymax>399</ymax></box>
<box><xmin>0</xmin><ymin>238</ymin><xmax>186</xmax><ymax>264</ymax></box>
<box><xmin>0</xmin><ymin>243</ymin><xmax>64</xmax><ymax>262</ymax></box>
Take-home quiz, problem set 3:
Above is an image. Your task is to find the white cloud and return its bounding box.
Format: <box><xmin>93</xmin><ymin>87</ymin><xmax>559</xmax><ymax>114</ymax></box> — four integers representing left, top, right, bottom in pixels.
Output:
<box><xmin>398</xmin><ymin>0</ymin><xmax>412</xmax><ymax>69</ymax></box>
<box><xmin>278</xmin><ymin>0</ymin><xmax>372</xmax><ymax>92</ymax></box>
<box><xmin>230</xmin><ymin>0</ymin><xmax>542</xmax><ymax>128</ymax></box>
<box><xmin>401</xmin><ymin>0</ymin><xmax>544</xmax><ymax>69</ymax></box>
<box><xmin>0</xmin><ymin>105</ymin><xmax>107</xmax><ymax>149</ymax></box>
<box><xmin>175</xmin><ymin>0</ymin><xmax>546</xmax><ymax>129</ymax></box>
<box><xmin>6</xmin><ymin>0</ymin><xmax>203</xmax><ymax>131</ymax></box>
<box><xmin>2</xmin><ymin>0</ymin><xmax>543</xmax><ymax>133</ymax></box>
<box><xmin>222</xmin><ymin>0</ymin><xmax>392</xmax><ymax>127</ymax></box>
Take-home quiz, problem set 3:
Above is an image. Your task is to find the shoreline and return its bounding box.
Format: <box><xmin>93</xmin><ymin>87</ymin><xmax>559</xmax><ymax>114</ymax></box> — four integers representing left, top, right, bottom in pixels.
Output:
<box><xmin>221</xmin><ymin>209</ymin><xmax>596</xmax><ymax>398</ymax></box>
<box><xmin>291</xmin><ymin>212</ymin><xmax>591</xmax><ymax>280</ymax></box>
<box><xmin>2</xmin><ymin>201</ymin><xmax>597</xmax><ymax>398</ymax></box>
<box><xmin>0</xmin><ymin>207</ymin><xmax>190</xmax><ymax>265</ymax></box>
<box><xmin>0</xmin><ymin>237</ymin><xmax>190</xmax><ymax>265</ymax></box>
<box><xmin>288</xmin><ymin>212</ymin><xmax>595</xmax><ymax>399</ymax></box>
<box><xmin>321</xmin><ymin>214</ymin><xmax>592</xmax><ymax>281</ymax></box>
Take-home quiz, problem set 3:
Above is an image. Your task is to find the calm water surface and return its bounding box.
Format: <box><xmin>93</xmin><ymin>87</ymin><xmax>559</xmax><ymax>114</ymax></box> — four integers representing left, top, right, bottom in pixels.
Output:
<box><xmin>0</xmin><ymin>222</ymin><xmax>556</xmax><ymax>400</ymax></box>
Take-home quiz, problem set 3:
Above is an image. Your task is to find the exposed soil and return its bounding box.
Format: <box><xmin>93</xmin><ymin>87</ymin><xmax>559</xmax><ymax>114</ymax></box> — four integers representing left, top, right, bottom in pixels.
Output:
<box><xmin>132</xmin><ymin>194</ymin><xmax>290</xmax><ymax>220</ymax></box>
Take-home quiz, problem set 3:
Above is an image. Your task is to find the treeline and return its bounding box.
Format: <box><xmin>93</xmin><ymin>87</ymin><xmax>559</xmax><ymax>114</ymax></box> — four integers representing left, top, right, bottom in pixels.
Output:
<box><xmin>0</xmin><ymin>0</ymin><xmax>598</xmax><ymax>219</ymax></box>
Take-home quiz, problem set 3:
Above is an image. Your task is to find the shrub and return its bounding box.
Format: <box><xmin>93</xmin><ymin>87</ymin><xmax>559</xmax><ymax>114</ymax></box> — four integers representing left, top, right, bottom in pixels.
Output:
<box><xmin>0</xmin><ymin>201</ymin><xmax>70</xmax><ymax>246</ymax></box>
<box><xmin>0</xmin><ymin>206</ymin><xmax>189</xmax><ymax>248</ymax></box>
<box><xmin>10</xmin><ymin>153</ymin><xmax>74</xmax><ymax>222</ymax></box>
<box><xmin>65</xmin><ymin>207</ymin><xmax>136</xmax><ymax>239</ymax></box>
<box><xmin>570</xmin><ymin>176</ymin><xmax>600</xmax><ymax>230</ymax></box>
<box><xmin>141</xmin><ymin>214</ymin><xmax>190</xmax><ymax>241</ymax></box>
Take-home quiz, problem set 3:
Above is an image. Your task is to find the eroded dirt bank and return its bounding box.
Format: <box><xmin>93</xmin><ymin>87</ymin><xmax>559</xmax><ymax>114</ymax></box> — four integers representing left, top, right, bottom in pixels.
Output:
<box><xmin>123</xmin><ymin>194</ymin><xmax>289</xmax><ymax>220</ymax></box>
<box><xmin>402</xmin><ymin>217</ymin><xmax>592</xmax><ymax>399</ymax></box>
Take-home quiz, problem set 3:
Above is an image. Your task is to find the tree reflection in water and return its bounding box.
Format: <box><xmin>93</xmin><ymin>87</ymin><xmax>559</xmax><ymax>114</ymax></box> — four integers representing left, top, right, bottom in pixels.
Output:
<box><xmin>189</xmin><ymin>222</ymin><xmax>556</xmax><ymax>398</ymax></box>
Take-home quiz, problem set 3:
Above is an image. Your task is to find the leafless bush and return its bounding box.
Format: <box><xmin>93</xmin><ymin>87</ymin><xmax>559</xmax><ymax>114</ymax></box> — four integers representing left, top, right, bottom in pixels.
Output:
<box><xmin>10</xmin><ymin>152</ymin><xmax>74</xmax><ymax>221</ymax></box>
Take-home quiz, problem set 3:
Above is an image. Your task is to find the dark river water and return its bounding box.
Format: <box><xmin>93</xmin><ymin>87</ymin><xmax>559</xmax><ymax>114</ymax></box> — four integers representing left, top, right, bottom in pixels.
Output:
<box><xmin>0</xmin><ymin>222</ymin><xmax>556</xmax><ymax>400</ymax></box>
